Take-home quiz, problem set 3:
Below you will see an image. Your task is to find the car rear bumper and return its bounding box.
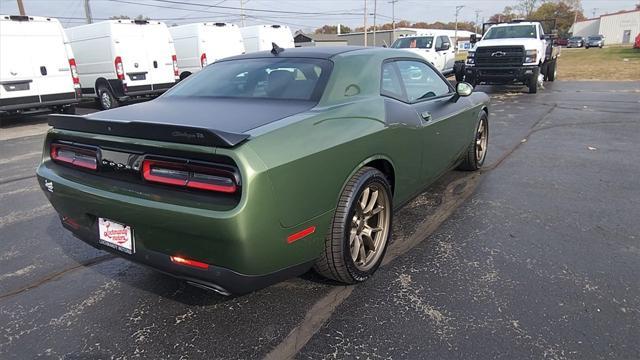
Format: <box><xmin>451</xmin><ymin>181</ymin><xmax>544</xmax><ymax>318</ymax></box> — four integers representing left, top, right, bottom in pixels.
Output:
<box><xmin>0</xmin><ymin>92</ymin><xmax>79</xmax><ymax>112</ymax></box>
<box><xmin>466</xmin><ymin>65</ymin><xmax>538</xmax><ymax>85</ymax></box>
<box><xmin>36</xmin><ymin>153</ymin><xmax>331</xmax><ymax>294</ymax></box>
<box><xmin>60</xmin><ymin>217</ymin><xmax>314</xmax><ymax>295</ymax></box>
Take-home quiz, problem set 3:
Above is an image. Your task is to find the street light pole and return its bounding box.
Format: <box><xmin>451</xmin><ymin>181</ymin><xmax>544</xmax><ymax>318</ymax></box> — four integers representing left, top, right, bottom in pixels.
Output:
<box><xmin>373</xmin><ymin>0</ymin><xmax>377</xmax><ymax>46</ymax></box>
<box><xmin>16</xmin><ymin>0</ymin><xmax>26</xmax><ymax>16</ymax></box>
<box><xmin>84</xmin><ymin>0</ymin><xmax>93</xmax><ymax>24</ymax></box>
<box><xmin>240</xmin><ymin>0</ymin><xmax>245</xmax><ymax>27</ymax></box>
<box><xmin>363</xmin><ymin>0</ymin><xmax>368</xmax><ymax>46</ymax></box>
<box><xmin>474</xmin><ymin>9</ymin><xmax>481</xmax><ymax>35</ymax></box>
<box><xmin>455</xmin><ymin>5</ymin><xmax>464</xmax><ymax>51</ymax></box>
<box><xmin>389</xmin><ymin>0</ymin><xmax>398</xmax><ymax>44</ymax></box>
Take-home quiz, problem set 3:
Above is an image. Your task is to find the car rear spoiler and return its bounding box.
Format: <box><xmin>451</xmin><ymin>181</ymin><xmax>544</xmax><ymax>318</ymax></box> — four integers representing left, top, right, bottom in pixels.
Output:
<box><xmin>48</xmin><ymin>114</ymin><xmax>249</xmax><ymax>148</ymax></box>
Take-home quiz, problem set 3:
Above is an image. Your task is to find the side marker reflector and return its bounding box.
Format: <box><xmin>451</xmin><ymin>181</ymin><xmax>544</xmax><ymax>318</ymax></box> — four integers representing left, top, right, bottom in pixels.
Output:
<box><xmin>170</xmin><ymin>256</ymin><xmax>209</xmax><ymax>270</ymax></box>
<box><xmin>287</xmin><ymin>226</ymin><xmax>316</xmax><ymax>244</ymax></box>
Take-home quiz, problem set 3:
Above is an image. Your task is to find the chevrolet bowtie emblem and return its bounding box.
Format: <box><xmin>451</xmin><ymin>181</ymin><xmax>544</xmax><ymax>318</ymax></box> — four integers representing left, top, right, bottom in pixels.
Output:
<box><xmin>491</xmin><ymin>51</ymin><xmax>507</xmax><ymax>57</ymax></box>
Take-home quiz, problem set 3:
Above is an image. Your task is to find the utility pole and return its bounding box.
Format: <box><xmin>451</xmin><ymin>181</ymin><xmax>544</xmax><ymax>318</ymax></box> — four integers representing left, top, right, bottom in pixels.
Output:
<box><xmin>373</xmin><ymin>0</ymin><xmax>377</xmax><ymax>47</ymax></box>
<box><xmin>454</xmin><ymin>5</ymin><xmax>464</xmax><ymax>51</ymax></box>
<box><xmin>16</xmin><ymin>0</ymin><xmax>25</xmax><ymax>16</ymax></box>
<box><xmin>240</xmin><ymin>0</ymin><xmax>245</xmax><ymax>27</ymax></box>
<box><xmin>84</xmin><ymin>0</ymin><xmax>93</xmax><ymax>24</ymax></box>
<box><xmin>592</xmin><ymin>8</ymin><xmax>597</xmax><ymax>18</ymax></box>
<box><xmin>389</xmin><ymin>0</ymin><xmax>398</xmax><ymax>43</ymax></box>
<box><xmin>363</xmin><ymin>0</ymin><xmax>367</xmax><ymax>46</ymax></box>
<box><xmin>474</xmin><ymin>9</ymin><xmax>481</xmax><ymax>34</ymax></box>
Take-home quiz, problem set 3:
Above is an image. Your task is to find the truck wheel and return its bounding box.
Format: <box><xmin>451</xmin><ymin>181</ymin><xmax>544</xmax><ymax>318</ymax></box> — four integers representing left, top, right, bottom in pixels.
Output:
<box><xmin>454</xmin><ymin>61</ymin><xmax>465</xmax><ymax>82</ymax></box>
<box><xmin>314</xmin><ymin>167</ymin><xmax>393</xmax><ymax>284</ymax></box>
<box><xmin>528</xmin><ymin>68</ymin><xmax>539</xmax><ymax>94</ymax></box>
<box><xmin>458</xmin><ymin>112</ymin><xmax>488</xmax><ymax>171</ymax></box>
<box><xmin>547</xmin><ymin>60</ymin><xmax>557</xmax><ymax>82</ymax></box>
<box><xmin>97</xmin><ymin>85</ymin><xmax>118</xmax><ymax>110</ymax></box>
<box><xmin>59</xmin><ymin>104</ymin><xmax>76</xmax><ymax>115</ymax></box>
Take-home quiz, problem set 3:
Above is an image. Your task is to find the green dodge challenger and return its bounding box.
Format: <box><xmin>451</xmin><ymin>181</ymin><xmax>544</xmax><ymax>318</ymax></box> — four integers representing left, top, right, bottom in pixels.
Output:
<box><xmin>37</xmin><ymin>46</ymin><xmax>489</xmax><ymax>295</ymax></box>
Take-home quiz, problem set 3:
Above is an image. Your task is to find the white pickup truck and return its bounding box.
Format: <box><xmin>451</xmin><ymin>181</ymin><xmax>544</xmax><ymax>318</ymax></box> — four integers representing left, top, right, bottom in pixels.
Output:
<box><xmin>390</xmin><ymin>31</ymin><xmax>456</xmax><ymax>76</ymax></box>
<box><xmin>463</xmin><ymin>20</ymin><xmax>560</xmax><ymax>93</ymax></box>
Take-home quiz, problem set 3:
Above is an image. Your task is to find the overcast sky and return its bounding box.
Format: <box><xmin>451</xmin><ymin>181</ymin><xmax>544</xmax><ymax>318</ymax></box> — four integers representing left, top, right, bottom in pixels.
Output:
<box><xmin>0</xmin><ymin>0</ymin><xmax>637</xmax><ymax>31</ymax></box>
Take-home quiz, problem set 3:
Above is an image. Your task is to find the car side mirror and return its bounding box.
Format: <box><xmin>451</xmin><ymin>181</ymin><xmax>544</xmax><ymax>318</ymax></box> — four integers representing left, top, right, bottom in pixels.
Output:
<box><xmin>438</xmin><ymin>43</ymin><xmax>450</xmax><ymax>51</ymax></box>
<box><xmin>452</xmin><ymin>82</ymin><xmax>473</xmax><ymax>102</ymax></box>
<box><xmin>470</xmin><ymin>34</ymin><xmax>477</xmax><ymax>44</ymax></box>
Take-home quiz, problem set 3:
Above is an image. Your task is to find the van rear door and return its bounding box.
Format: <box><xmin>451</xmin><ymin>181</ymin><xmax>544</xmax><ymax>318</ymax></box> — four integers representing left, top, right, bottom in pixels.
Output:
<box><xmin>31</xmin><ymin>20</ymin><xmax>76</xmax><ymax>99</ymax></box>
<box><xmin>142</xmin><ymin>23</ymin><xmax>177</xmax><ymax>88</ymax></box>
<box><xmin>0</xmin><ymin>17</ymin><xmax>41</xmax><ymax>105</ymax></box>
<box><xmin>112</xmin><ymin>23</ymin><xmax>154</xmax><ymax>90</ymax></box>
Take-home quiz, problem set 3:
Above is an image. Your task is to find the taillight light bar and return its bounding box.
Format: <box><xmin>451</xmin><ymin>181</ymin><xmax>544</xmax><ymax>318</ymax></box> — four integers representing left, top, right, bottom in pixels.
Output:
<box><xmin>171</xmin><ymin>54</ymin><xmax>179</xmax><ymax>78</ymax></box>
<box><xmin>68</xmin><ymin>58</ymin><xmax>80</xmax><ymax>86</ymax></box>
<box><xmin>50</xmin><ymin>143</ymin><xmax>98</xmax><ymax>170</ymax></box>
<box><xmin>141</xmin><ymin>159</ymin><xmax>237</xmax><ymax>193</ymax></box>
<box><xmin>170</xmin><ymin>256</ymin><xmax>209</xmax><ymax>270</ymax></box>
<box><xmin>200</xmin><ymin>53</ymin><xmax>207</xmax><ymax>68</ymax></box>
<box><xmin>115</xmin><ymin>56</ymin><xmax>125</xmax><ymax>80</ymax></box>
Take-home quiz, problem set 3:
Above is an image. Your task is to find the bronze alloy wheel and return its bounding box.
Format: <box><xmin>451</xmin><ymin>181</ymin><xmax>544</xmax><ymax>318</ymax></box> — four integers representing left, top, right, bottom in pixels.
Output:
<box><xmin>476</xmin><ymin>117</ymin><xmax>488</xmax><ymax>165</ymax></box>
<box><xmin>349</xmin><ymin>184</ymin><xmax>391</xmax><ymax>272</ymax></box>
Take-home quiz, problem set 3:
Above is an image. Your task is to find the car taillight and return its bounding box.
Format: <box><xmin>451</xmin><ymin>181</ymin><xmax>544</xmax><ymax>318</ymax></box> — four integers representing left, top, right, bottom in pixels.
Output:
<box><xmin>50</xmin><ymin>143</ymin><xmax>98</xmax><ymax>170</ymax></box>
<box><xmin>68</xmin><ymin>58</ymin><xmax>80</xmax><ymax>86</ymax></box>
<box><xmin>200</xmin><ymin>53</ymin><xmax>207</xmax><ymax>68</ymax></box>
<box><xmin>170</xmin><ymin>256</ymin><xmax>209</xmax><ymax>269</ymax></box>
<box><xmin>172</xmin><ymin>55</ymin><xmax>179</xmax><ymax>77</ymax></box>
<box><xmin>114</xmin><ymin>56</ymin><xmax>124</xmax><ymax>80</ymax></box>
<box><xmin>141</xmin><ymin>159</ymin><xmax>237</xmax><ymax>193</ymax></box>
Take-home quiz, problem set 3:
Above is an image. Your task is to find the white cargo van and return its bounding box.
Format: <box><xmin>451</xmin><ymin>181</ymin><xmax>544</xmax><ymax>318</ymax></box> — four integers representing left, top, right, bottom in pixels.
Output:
<box><xmin>170</xmin><ymin>22</ymin><xmax>245</xmax><ymax>79</ymax></box>
<box><xmin>0</xmin><ymin>15</ymin><xmax>80</xmax><ymax>116</ymax></box>
<box><xmin>240</xmin><ymin>25</ymin><xmax>294</xmax><ymax>53</ymax></box>
<box><xmin>65</xmin><ymin>19</ymin><xmax>179</xmax><ymax>110</ymax></box>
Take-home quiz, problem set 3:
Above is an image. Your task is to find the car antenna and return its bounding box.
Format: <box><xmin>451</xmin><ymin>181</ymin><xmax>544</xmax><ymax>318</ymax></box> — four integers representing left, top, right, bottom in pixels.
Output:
<box><xmin>271</xmin><ymin>42</ymin><xmax>285</xmax><ymax>55</ymax></box>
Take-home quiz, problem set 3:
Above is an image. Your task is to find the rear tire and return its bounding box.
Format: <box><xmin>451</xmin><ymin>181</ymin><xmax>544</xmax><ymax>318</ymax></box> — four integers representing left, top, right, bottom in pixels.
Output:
<box><xmin>97</xmin><ymin>85</ymin><xmax>118</xmax><ymax>110</ymax></box>
<box><xmin>314</xmin><ymin>167</ymin><xmax>393</xmax><ymax>284</ymax></box>
<box><xmin>458</xmin><ymin>112</ymin><xmax>489</xmax><ymax>171</ymax></box>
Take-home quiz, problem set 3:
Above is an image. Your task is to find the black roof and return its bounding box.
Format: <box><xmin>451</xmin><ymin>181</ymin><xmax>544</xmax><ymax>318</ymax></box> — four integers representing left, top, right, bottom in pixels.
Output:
<box><xmin>222</xmin><ymin>46</ymin><xmax>368</xmax><ymax>61</ymax></box>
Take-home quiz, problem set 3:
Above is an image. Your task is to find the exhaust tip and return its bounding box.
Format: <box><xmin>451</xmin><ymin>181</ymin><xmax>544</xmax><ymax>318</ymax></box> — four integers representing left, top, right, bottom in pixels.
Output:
<box><xmin>186</xmin><ymin>281</ymin><xmax>231</xmax><ymax>296</ymax></box>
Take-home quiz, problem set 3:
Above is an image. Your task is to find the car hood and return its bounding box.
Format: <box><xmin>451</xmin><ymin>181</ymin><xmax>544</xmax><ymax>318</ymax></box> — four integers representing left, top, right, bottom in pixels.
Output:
<box><xmin>476</xmin><ymin>38</ymin><xmax>541</xmax><ymax>50</ymax></box>
<box><xmin>91</xmin><ymin>97</ymin><xmax>317</xmax><ymax>135</ymax></box>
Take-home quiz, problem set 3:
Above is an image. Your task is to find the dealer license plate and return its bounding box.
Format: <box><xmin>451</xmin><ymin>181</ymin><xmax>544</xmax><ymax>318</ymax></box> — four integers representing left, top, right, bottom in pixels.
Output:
<box><xmin>98</xmin><ymin>218</ymin><xmax>134</xmax><ymax>254</ymax></box>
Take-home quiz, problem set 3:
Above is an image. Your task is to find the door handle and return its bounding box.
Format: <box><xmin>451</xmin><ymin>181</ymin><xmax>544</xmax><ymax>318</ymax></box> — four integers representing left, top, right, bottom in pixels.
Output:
<box><xmin>421</xmin><ymin>111</ymin><xmax>432</xmax><ymax>122</ymax></box>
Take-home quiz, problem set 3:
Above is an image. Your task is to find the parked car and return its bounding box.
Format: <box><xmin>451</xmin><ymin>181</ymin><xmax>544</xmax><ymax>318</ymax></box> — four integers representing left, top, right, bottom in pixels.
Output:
<box><xmin>38</xmin><ymin>47</ymin><xmax>489</xmax><ymax>295</ymax></box>
<box><xmin>65</xmin><ymin>19</ymin><xmax>179</xmax><ymax>110</ymax></box>
<box><xmin>390</xmin><ymin>31</ymin><xmax>456</xmax><ymax>76</ymax></box>
<box><xmin>566</xmin><ymin>36</ymin><xmax>585</xmax><ymax>48</ymax></box>
<box><xmin>635</xmin><ymin>33</ymin><xmax>640</xmax><ymax>49</ymax></box>
<box><xmin>555</xmin><ymin>37</ymin><xmax>568</xmax><ymax>46</ymax></box>
<box><xmin>585</xmin><ymin>35</ymin><xmax>605</xmax><ymax>48</ymax></box>
<box><xmin>0</xmin><ymin>15</ymin><xmax>79</xmax><ymax>116</ymax></box>
<box><xmin>240</xmin><ymin>24</ymin><xmax>294</xmax><ymax>53</ymax></box>
<box><xmin>169</xmin><ymin>22</ymin><xmax>245</xmax><ymax>80</ymax></box>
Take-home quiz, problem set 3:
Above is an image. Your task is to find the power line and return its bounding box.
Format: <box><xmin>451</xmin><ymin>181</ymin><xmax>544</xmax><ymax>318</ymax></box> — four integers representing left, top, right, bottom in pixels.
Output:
<box><xmin>150</xmin><ymin>0</ymin><xmax>366</xmax><ymax>16</ymax></box>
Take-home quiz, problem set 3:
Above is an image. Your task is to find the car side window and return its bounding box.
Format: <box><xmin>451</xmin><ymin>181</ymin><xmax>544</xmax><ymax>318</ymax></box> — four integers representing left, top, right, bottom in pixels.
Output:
<box><xmin>380</xmin><ymin>62</ymin><xmax>404</xmax><ymax>100</ymax></box>
<box><xmin>395</xmin><ymin>60</ymin><xmax>451</xmax><ymax>102</ymax></box>
<box><xmin>435</xmin><ymin>36</ymin><xmax>443</xmax><ymax>50</ymax></box>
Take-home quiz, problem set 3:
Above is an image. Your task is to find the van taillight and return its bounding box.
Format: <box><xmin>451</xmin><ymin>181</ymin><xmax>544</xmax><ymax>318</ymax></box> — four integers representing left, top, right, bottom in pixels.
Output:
<box><xmin>171</xmin><ymin>55</ymin><xmax>179</xmax><ymax>78</ymax></box>
<box><xmin>200</xmin><ymin>53</ymin><xmax>207</xmax><ymax>68</ymax></box>
<box><xmin>114</xmin><ymin>56</ymin><xmax>125</xmax><ymax>80</ymax></box>
<box><xmin>68</xmin><ymin>58</ymin><xmax>80</xmax><ymax>86</ymax></box>
<box><xmin>142</xmin><ymin>159</ymin><xmax>237</xmax><ymax>193</ymax></box>
<box><xmin>50</xmin><ymin>143</ymin><xmax>98</xmax><ymax>170</ymax></box>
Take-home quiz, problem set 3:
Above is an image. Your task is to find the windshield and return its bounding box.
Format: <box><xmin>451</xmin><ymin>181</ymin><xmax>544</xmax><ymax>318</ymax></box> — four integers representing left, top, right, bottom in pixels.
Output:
<box><xmin>166</xmin><ymin>58</ymin><xmax>332</xmax><ymax>101</ymax></box>
<box><xmin>391</xmin><ymin>36</ymin><xmax>434</xmax><ymax>49</ymax></box>
<box><xmin>569</xmin><ymin>37</ymin><xmax>582</xmax><ymax>41</ymax></box>
<box><xmin>483</xmin><ymin>25</ymin><xmax>537</xmax><ymax>40</ymax></box>
<box><xmin>588</xmin><ymin>36</ymin><xmax>602</xmax><ymax>40</ymax></box>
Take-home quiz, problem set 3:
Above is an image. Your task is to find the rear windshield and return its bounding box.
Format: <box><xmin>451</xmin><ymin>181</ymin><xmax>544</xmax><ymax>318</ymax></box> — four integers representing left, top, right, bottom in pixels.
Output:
<box><xmin>391</xmin><ymin>36</ymin><xmax>434</xmax><ymax>49</ymax></box>
<box><xmin>484</xmin><ymin>25</ymin><xmax>536</xmax><ymax>39</ymax></box>
<box><xmin>166</xmin><ymin>58</ymin><xmax>332</xmax><ymax>101</ymax></box>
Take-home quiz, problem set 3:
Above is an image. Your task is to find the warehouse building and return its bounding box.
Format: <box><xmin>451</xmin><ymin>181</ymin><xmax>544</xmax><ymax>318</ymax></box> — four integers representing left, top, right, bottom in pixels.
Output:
<box><xmin>571</xmin><ymin>9</ymin><xmax>640</xmax><ymax>44</ymax></box>
<box><xmin>337</xmin><ymin>28</ymin><xmax>479</xmax><ymax>49</ymax></box>
<box><xmin>293</xmin><ymin>31</ymin><xmax>348</xmax><ymax>47</ymax></box>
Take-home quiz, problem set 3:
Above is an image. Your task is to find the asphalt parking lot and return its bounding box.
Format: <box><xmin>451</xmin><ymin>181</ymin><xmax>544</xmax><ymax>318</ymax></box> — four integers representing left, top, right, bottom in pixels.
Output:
<box><xmin>1</xmin><ymin>81</ymin><xmax>639</xmax><ymax>359</ymax></box>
